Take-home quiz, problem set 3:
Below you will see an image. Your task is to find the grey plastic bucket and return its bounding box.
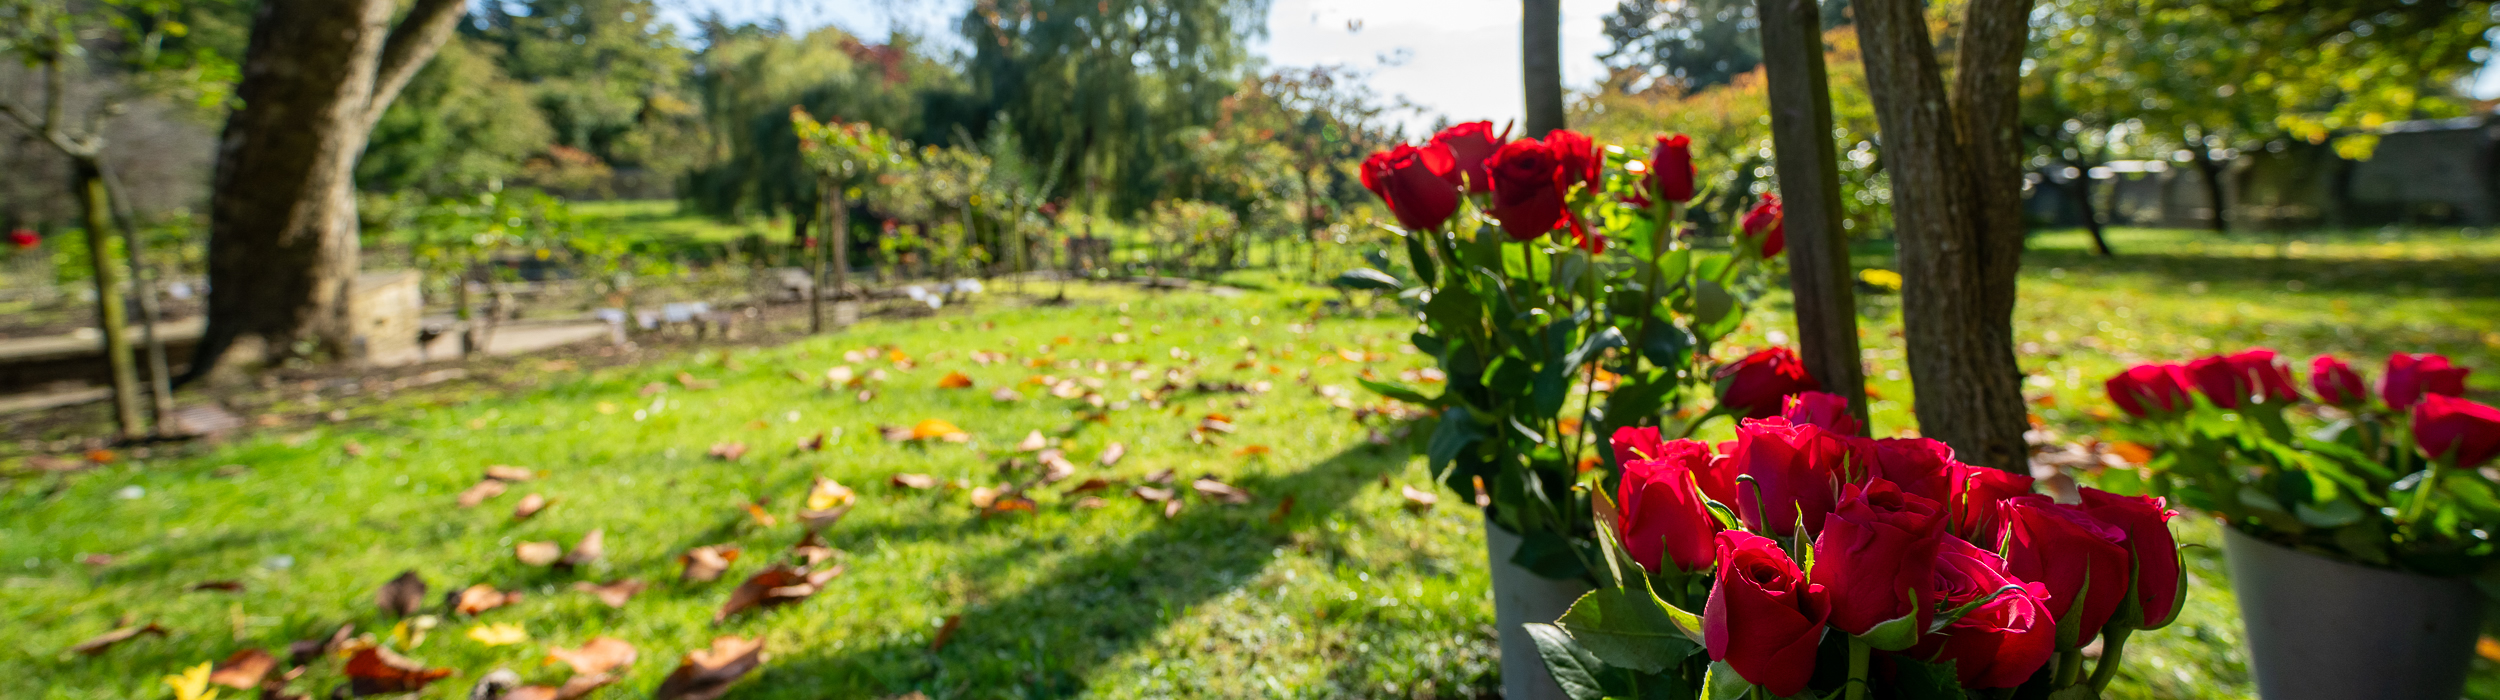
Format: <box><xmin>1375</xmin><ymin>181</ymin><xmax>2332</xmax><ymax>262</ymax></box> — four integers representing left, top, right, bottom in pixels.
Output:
<box><xmin>1486</xmin><ymin>516</ymin><xmax>1594</xmax><ymax>700</ymax></box>
<box><xmin>2223</xmin><ymin>526</ymin><xmax>2482</xmax><ymax>700</ymax></box>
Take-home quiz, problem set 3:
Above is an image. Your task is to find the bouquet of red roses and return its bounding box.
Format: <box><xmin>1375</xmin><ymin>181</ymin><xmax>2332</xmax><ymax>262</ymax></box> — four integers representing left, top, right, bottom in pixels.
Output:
<box><xmin>1531</xmin><ymin>392</ymin><xmax>2186</xmax><ymax>699</ymax></box>
<box><xmin>2103</xmin><ymin>349</ymin><xmax>2500</xmax><ymax>573</ymax></box>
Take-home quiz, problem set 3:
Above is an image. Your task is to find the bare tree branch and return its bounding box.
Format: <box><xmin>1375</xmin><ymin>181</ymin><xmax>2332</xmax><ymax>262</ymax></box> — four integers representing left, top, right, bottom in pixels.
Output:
<box><xmin>362</xmin><ymin>0</ymin><xmax>468</xmax><ymax>130</ymax></box>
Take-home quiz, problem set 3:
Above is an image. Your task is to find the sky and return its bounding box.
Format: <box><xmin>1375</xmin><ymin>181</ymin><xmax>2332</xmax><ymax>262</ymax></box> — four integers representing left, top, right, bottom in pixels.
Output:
<box><xmin>658</xmin><ymin>0</ymin><xmax>1622</xmax><ymax>136</ymax></box>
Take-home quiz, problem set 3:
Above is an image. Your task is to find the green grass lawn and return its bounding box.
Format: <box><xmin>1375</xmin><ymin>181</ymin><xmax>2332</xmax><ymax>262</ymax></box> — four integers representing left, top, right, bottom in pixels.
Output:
<box><xmin>6</xmin><ymin>226</ymin><xmax>2499</xmax><ymax>699</ymax></box>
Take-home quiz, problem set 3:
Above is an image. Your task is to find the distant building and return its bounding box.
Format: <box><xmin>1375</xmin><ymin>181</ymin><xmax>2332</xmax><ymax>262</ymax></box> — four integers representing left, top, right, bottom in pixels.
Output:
<box><xmin>2024</xmin><ymin>114</ymin><xmax>2500</xmax><ymax>230</ymax></box>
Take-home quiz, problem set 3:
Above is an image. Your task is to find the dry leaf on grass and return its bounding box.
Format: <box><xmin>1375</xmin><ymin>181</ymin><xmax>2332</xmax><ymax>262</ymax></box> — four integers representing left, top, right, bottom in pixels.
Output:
<box><xmin>910</xmin><ymin>419</ymin><xmax>970</xmax><ymax>442</ymax></box>
<box><xmin>708</xmin><ymin>442</ymin><xmax>748</xmax><ymax>461</ymax></box>
<box><xmin>878</xmin><ymin>425</ymin><xmax>914</xmax><ymax>441</ymax></box>
<box><xmin>1401</xmin><ymin>485</ymin><xmax>1439</xmax><ymax>511</ymax></box>
<box><xmin>457</xmin><ymin>480</ymin><xmax>509</xmax><ymax>508</ymax></box>
<box><xmin>376</xmin><ymin>570</ymin><xmax>427</xmax><ymax>617</ymax></box>
<box><xmin>500</xmin><ymin>686</ymin><xmax>559</xmax><ymax>700</ymax></box>
<box><xmin>208</xmin><ymin>648</ymin><xmax>276</xmax><ymax>689</ymax></box>
<box><xmin>287</xmin><ymin>624</ymin><xmax>355</xmax><ymax>666</ymax></box>
<box><xmin>856</xmin><ymin>389</ymin><xmax>878</xmax><ymax>402</ymax></box>
<box><xmin>555</xmin><ymin>673</ymin><xmax>615</xmax><ymax>700</ymax></box>
<box><xmin>790</xmin><ymin>532</ymin><xmax>839</xmax><ymax>566</ymax></box>
<box><xmin>1270</xmin><ymin>495</ymin><xmax>1296</xmax><ymax>524</ymax></box>
<box><xmin>741</xmin><ymin>501</ymin><xmax>778</xmax><ymax>527</ymax></box>
<box><xmin>1192</xmin><ymin>478</ymin><xmax>1252</xmax><ymax>504</ymax></box>
<box><xmin>559</xmin><ymin>529</ymin><xmax>605</xmax><ymax>568</ymax></box>
<box><xmin>343</xmin><ymin>646</ymin><xmax>454</xmax><ymax>695</ymax></box>
<box><xmin>1064</xmin><ymin>478</ymin><xmax>1111</xmax><ymax>495</ymax></box>
<box><xmin>889</xmin><ymin>473</ymin><xmax>937</xmax><ymax>490</ymax></box>
<box><xmin>1014</xmin><ymin>430</ymin><xmax>1048</xmax><ymax>452</ymax></box>
<box><xmin>937</xmin><ymin>371</ymin><xmax>975</xmax><ymax>389</ymax></box>
<box><xmin>484</xmin><ymin>466</ymin><xmax>538</xmax><ymax>482</ymax></box>
<box><xmin>1162</xmin><ymin>499</ymin><xmax>1184</xmax><ymax>518</ymax></box>
<box><xmin>715</xmin><ymin>565</ymin><xmax>844</xmax><ymax>622</ymax></box>
<box><xmin>1132</xmin><ymin>486</ymin><xmax>1173</xmax><ymax>503</ymax></box>
<box><xmin>798</xmin><ymin>432</ymin><xmax>826</xmax><ymax>451</ymax></box>
<box><xmin>990</xmin><ymin>388</ymin><xmax>1023</xmax><ymax>402</ymax></box>
<box><xmin>451</xmin><ymin>584</ymin><xmax>524</xmax><ymax>615</ymax></box>
<box><xmin>467</xmin><ymin>623</ymin><xmax>529</xmax><ymax>646</ymax></box>
<box><xmin>929</xmin><ymin>614</ymin><xmax>964</xmax><ymax>652</ymax></box>
<box><xmin>187</xmin><ymin>580</ymin><xmax>244</xmax><ymax>593</ymax></box>
<box><xmin>968</xmin><ymin>485</ymin><xmax>1005</xmax><ymax>509</ymax></box>
<box><xmin>675</xmin><ymin>372</ymin><xmax>717</xmax><ymax>390</ymax></box>
<box><xmin>547</xmin><ymin>637</ymin><xmax>637</xmax><ymax>676</ymax></box>
<box><xmin>1073</xmin><ymin>496</ymin><xmax>1108</xmax><ymax>509</ymax></box>
<box><xmin>800</xmin><ymin>478</ymin><xmax>856</xmax><ymax>531</ymax></box>
<box><xmin>67</xmin><ymin>621</ymin><xmax>164</xmax><ymax>655</ymax></box>
<box><xmin>679</xmin><ymin>545</ymin><xmax>740</xmax><ymax>582</ymax></box>
<box><xmin>516</xmin><ymin>541</ymin><xmax>563</xmax><ymax>566</ymax></box>
<box><xmin>653</xmin><ymin>636</ymin><xmax>763</xmax><ymax>700</ymax></box>
<box><xmin>983</xmin><ymin>493</ymin><xmax>1036</xmax><ymax>516</ymax></box>
<box><xmin>1144</xmin><ymin>468</ymin><xmax>1175</xmax><ymax>485</ymax></box>
<box><xmin>1036</xmin><ymin>451</ymin><xmax>1076</xmax><ymax>485</ymax></box>
<box><xmin>513</xmin><ymin>493</ymin><xmax>550</xmax><ymax>520</ymax></box>
<box><xmin>572</xmin><ymin>579</ymin><xmax>646</xmax><ymax>608</ymax></box>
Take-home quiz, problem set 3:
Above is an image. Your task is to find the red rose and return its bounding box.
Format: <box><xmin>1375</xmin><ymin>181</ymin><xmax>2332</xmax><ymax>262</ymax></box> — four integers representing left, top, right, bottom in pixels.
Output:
<box><xmin>6</xmin><ymin>229</ymin><xmax>35</xmax><ymax>250</ymax></box>
<box><xmin>1485</xmin><ymin>139</ymin><xmax>1567</xmax><ymax>240</ymax></box>
<box><xmin>2104</xmin><ymin>363</ymin><xmax>2194</xmax><ymax>418</ymax></box>
<box><xmin>1999</xmin><ymin>495</ymin><xmax>2130</xmax><ymax>648</ymax></box>
<box><xmin>2076</xmin><ymin>487</ymin><xmax>2184</xmax><ymax>629</ymax></box>
<box><xmin>1780</xmin><ymin>390</ymin><xmax>1860</xmax><ymax>436</ymax></box>
<box><xmin>1704</xmin><ymin>530</ymin><xmax>1829</xmax><ymax>697</ymax></box>
<box><xmin>1610</xmin><ymin>425</ymin><xmax>1669</xmax><ymax>467</ymax></box>
<box><xmin>2184</xmin><ymin>354</ymin><xmax>2247</xmax><ymax>409</ymax></box>
<box><xmin>1866</xmin><ymin>437</ymin><xmax>1958</xmax><ymax>506</ymax></box>
<box><xmin>1910</xmin><ymin>537</ymin><xmax>2056</xmax><ymax>689</ymax></box>
<box><xmin>1810</xmin><ymin>478</ymin><xmax>1945</xmax><ymax>637</ymax></box>
<box><xmin>1618</xmin><ymin>439</ymin><xmax>1722</xmax><ymax>574</ymax></box>
<box><xmin>2384</xmin><ymin>352</ymin><xmax>2471</xmax><ymax>409</ymax></box>
<box><xmin>1729</xmin><ymin>417</ymin><xmax>1844</xmax><ymax>537</ymax></box>
<box><xmin>1647</xmin><ymin>133</ymin><xmax>1695</xmax><ymax>203</ymax></box>
<box><xmin>1944</xmin><ymin>463</ymin><xmax>2034</xmax><ymax>545</ymax></box>
<box><xmin>2234</xmin><ymin>349</ymin><xmax>2301</xmax><ymax>405</ymax></box>
<box><xmin>1699</xmin><ymin>449</ymin><xmax>1741</xmax><ymax>507</ymax></box>
<box><xmin>2415</xmin><ymin>394</ymin><xmax>2500</xmax><ymax>469</ymax></box>
<box><xmin>1740</xmin><ymin>194</ymin><xmax>1784</xmax><ymax>258</ymax></box>
<box><xmin>1715</xmin><ymin>347</ymin><xmax>1821</xmax><ymax>419</ymax></box>
<box><xmin>2308</xmin><ymin>355</ymin><xmax>2368</xmax><ymax>408</ymax></box>
<box><xmin>1623</xmin><ymin>425</ymin><xmax>1739</xmax><ymax>505</ymax></box>
<box><xmin>1427</xmin><ymin>121</ymin><xmax>1507</xmax><ymax>193</ymax></box>
<box><xmin>1359</xmin><ymin>144</ymin><xmax>1461</xmax><ymax>232</ymax></box>
<box><xmin>1544</xmin><ymin>129</ymin><xmax>1600</xmax><ymax>188</ymax></box>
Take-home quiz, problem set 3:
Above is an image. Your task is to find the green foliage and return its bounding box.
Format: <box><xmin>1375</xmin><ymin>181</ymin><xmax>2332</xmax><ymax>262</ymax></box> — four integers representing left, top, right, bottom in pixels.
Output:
<box><xmin>684</xmin><ymin>25</ymin><xmax>967</xmax><ymax>224</ymax></box>
<box><xmin>360</xmin><ymin>38</ymin><xmax>554</xmax><ymax>196</ymax></box>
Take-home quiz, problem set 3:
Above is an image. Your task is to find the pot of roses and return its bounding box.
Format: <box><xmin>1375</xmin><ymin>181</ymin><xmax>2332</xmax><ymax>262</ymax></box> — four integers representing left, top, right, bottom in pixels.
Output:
<box><xmin>2102</xmin><ymin>349</ymin><xmax>2500</xmax><ymax>700</ymax></box>
<box><xmin>1351</xmin><ymin>123</ymin><xmax>1799</xmax><ymax>698</ymax></box>
<box><xmin>1524</xmin><ymin>390</ymin><xmax>2185</xmax><ymax>700</ymax></box>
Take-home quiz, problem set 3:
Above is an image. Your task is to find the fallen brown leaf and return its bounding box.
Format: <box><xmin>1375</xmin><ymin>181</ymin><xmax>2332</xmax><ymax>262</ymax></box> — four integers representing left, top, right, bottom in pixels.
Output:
<box><xmin>547</xmin><ymin>636</ymin><xmax>637</xmax><ymax>676</ymax></box>
<box><xmin>790</xmin><ymin>532</ymin><xmax>839</xmax><ymax>567</ymax></box>
<box><xmin>798</xmin><ymin>432</ymin><xmax>825</xmax><ymax>451</ymax></box>
<box><xmin>929</xmin><ymin>614</ymin><xmax>964</xmax><ymax>653</ymax></box>
<box><xmin>715</xmin><ymin>565</ymin><xmax>844</xmax><ymax>622</ymax></box>
<box><xmin>484</xmin><ymin>466</ymin><xmax>538</xmax><ymax>482</ymax></box>
<box><xmin>679</xmin><ymin>545</ymin><xmax>741</xmax><ymax>582</ymax></box>
<box><xmin>502</xmin><ymin>686</ymin><xmax>560</xmax><ymax>700</ymax></box>
<box><xmin>1097</xmin><ymin>442</ymin><xmax>1127</xmax><ymax>466</ymax></box>
<box><xmin>1036</xmin><ymin>451</ymin><xmax>1076</xmax><ymax>485</ymax></box>
<box><xmin>1163</xmin><ymin>498</ymin><xmax>1184</xmax><ymax>518</ymax></box>
<box><xmin>344</xmin><ymin>441</ymin><xmax>368</xmax><ymax>457</ymax></box>
<box><xmin>1193</xmin><ymin>478</ymin><xmax>1252</xmax><ymax>504</ymax></box>
<box><xmin>1235</xmin><ymin>444</ymin><xmax>1271</xmax><ymax>457</ymax></box>
<box><xmin>654</xmin><ymin>636</ymin><xmax>764</xmax><ymax>700</ymax></box>
<box><xmin>1144</xmin><ymin>468</ymin><xmax>1175</xmax><ymax>485</ymax></box>
<box><xmin>1132</xmin><ymin>486</ymin><xmax>1174</xmax><ymax>503</ymax></box>
<box><xmin>991</xmin><ymin>387</ymin><xmax>1023</xmax><ymax>402</ymax></box>
<box><xmin>457</xmin><ymin>479</ymin><xmax>509</xmax><ymax>508</ymax></box>
<box><xmin>1073</xmin><ymin>496</ymin><xmax>1108</xmax><ymax>509</ymax></box>
<box><xmin>208</xmin><ymin>647</ymin><xmax>276</xmax><ymax>689</ymax></box>
<box><xmin>1064</xmin><ymin>478</ymin><xmax>1111</xmax><ymax>495</ymax></box>
<box><xmin>513</xmin><ymin>493</ymin><xmax>551</xmax><ymax>520</ymax></box>
<box><xmin>983</xmin><ymin>494</ymin><xmax>1036</xmax><ymax>516</ymax></box>
<box><xmin>709</xmin><ymin>442</ymin><xmax>748</xmax><ymax>461</ymax></box>
<box><xmin>67</xmin><ymin>621</ymin><xmax>164</xmax><ymax>655</ymax></box>
<box><xmin>1270</xmin><ymin>495</ymin><xmax>1296</xmax><ymax>524</ymax></box>
<box><xmin>451</xmin><ymin>584</ymin><xmax>524</xmax><ymax>615</ymax></box>
<box><xmin>287</xmin><ymin>623</ymin><xmax>355</xmax><ymax>666</ymax></box>
<box><xmin>937</xmin><ymin>371</ymin><xmax>975</xmax><ymax>389</ymax></box>
<box><xmin>342</xmin><ymin>646</ymin><xmax>454</xmax><ymax>695</ymax></box>
<box><xmin>857</xmin><ymin>389</ymin><xmax>877</xmax><ymax>402</ymax></box>
<box><xmin>555</xmin><ymin>673</ymin><xmax>614</xmax><ymax>700</ymax></box>
<box><xmin>1401</xmin><ymin>485</ymin><xmax>1439</xmax><ymax>511</ymax></box>
<box><xmin>742</xmin><ymin>501</ymin><xmax>778</xmax><ymax>527</ymax></box>
<box><xmin>376</xmin><ymin>570</ymin><xmax>427</xmax><ymax>617</ymax></box>
<box><xmin>968</xmin><ymin>485</ymin><xmax>1005</xmax><ymax>509</ymax></box>
<box><xmin>879</xmin><ymin>425</ymin><xmax>914</xmax><ymax>441</ymax></box>
<box><xmin>516</xmin><ymin>541</ymin><xmax>564</xmax><ymax>566</ymax></box>
<box><xmin>1014</xmin><ymin>430</ymin><xmax>1049</xmax><ymax>452</ymax></box>
<box><xmin>890</xmin><ymin>473</ymin><xmax>938</xmax><ymax>490</ymax></box>
<box><xmin>572</xmin><ymin>579</ymin><xmax>646</xmax><ymax>608</ymax></box>
<box><xmin>559</xmin><ymin>529</ymin><xmax>605</xmax><ymax>568</ymax></box>
<box><xmin>675</xmin><ymin>372</ymin><xmax>718</xmax><ymax>390</ymax></box>
<box><xmin>187</xmin><ymin>580</ymin><xmax>244</xmax><ymax>593</ymax></box>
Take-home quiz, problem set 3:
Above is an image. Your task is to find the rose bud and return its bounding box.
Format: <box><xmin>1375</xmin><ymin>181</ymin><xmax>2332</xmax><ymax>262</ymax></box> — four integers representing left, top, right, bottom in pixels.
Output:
<box><xmin>1715</xmin><ymin>347</ymin><xmax>1821</xmax><ymax>420</ymax></box>
<box><xmin>2308</xmin><ymin>355</ymin><xmax>2368</xmax><ymax>408</ymax></box>
<box><xmin>1909</xmin><ymin>537</ymin><xmax>2056</xmax><ymax>689</ymax></box>
<box><xmin>1740</xmin><ymin>194</ymin><xmax>1785</xmax><ymax>258</ymax></box>
<box><xmin>1999</xmin><ymin>495</ymin><xmax>2131</xmax><ymax>648</ymax></box>
<box><xmin>1866</xmin><ymin>438</ymin><xmax>1957</xmax><ymax>505</ymax></box>
<box><xmin>1647</xmin><ymin>133</ymin><xmax>1696</xmax><ymax>203</ymax></box>
<box><xmin>1427</xmin><ymin>121</ymin><xmax>1506</xmax><ymax>193</ymax></box>
<box><xmin>1704</xmin><ymin>531</ymin><xmax>1829</xmax><ymax>697</ymax></box>
<box><xmin>2384</xmin><ymin>352</ymin><xmax>2471</xmax><ymax>409</ymax></box>
<box><xmin>1544</xmin><ymin>129</ymin><xmax>1600</xmax><ymax>189</ymax></box>
<box><xmin>1810</xmin><ymin>478</ymin><xmax>1945</xmax><ymax>640</ymax></box>
<box><xmin>2414</xmin><ymin>395</ymin><xmax>2500</xmax><ymax>469</ymax></box>
<box><xmin>1944</xmin><ymin>463</ymin><xmax>2035</xmax><ymax>545</ymax></box>
<box><xmin>1780</xmin><ymin>390</ymin><xmax>1861</xmax><ymax>436</ymax></box>
<box><xmin>1618</xmin><ymin>440</ymin><xmax>1723</xmax><ymax>575</ymax></box>
<box><xmin>2104</xmin><ymin>363</ymin><xmax>2194</xmax><ymax>418</ymax></box>
<box><xmin>1728</xmin><ymin>417</ymin><xmax>1845</xmax><ymax>537</ymax></box>
<box><xmin>1359</xmin><ymin>143</ymin><xmax>1460</xmax><ymax>232</ymax></box>
<box><xmin>1484</xmin><ymin>139</ymin><xmax>1567</xmax><ymax>240</ymax></box>
<box><xmin>2077</xmin><ymin>487</ymin><xmax>2184</xmax><ymax>630</ymax></box>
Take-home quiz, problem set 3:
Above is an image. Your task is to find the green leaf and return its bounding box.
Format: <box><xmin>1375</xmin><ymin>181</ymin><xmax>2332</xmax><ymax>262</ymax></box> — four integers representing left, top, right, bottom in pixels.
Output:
<box><xmin>1403</xmin><ymin>229</ymin><xmax>1439</xmax><ymax>287</ymax></box>
<box><xmin>1662</xmin><ymin>598</ymin><xmax>1708</xmax><ymax>646</ymax></box>
<box><xmin>1564</xmin><ymin>327</ymin><xmax>1629</xmax><ymax>375</ymax></box>
<box><xmin>1691</xmin><ymin>281</ymin><xmax>1742</xmax><ymax>342</ymax></box>
<box><xmin>1554</xmin><ymin>253</ymin><xmax>1589</xmax><ymax>295</ymax></box>
<box><xmin>1331</xmin><ymin>268</ymin><xmax>1402</xmax><ymax>291</ymax></box>
<box><xmin>1424</xmin><ymin>282</ymin><xmax>1483</xmax><ymax>335</ymax></box>
<box><xmin>1511</xmin><ymin>527</ymin><xmax>1592</xmax><ymax>580</ymax></box>
<box><xmin>1555</xmin><ymin>588</ymin><xmax>1696</xmax><ymax>674</ymax></box>
<box><xmin>1356</xmin><ymin>378</ymin><xmax>1435</xmax><ymax>405</ymax></box>
<box><xmin>1701</xmin><ymin>660</ymin><xmax>1754</xmax><ymax>700</ymax></box>
<box><xmin>1533</xmin><ymin>361</ymin><xmax>1572</xmax><ymax>418</ymax></box>
<box><xmin>1887</xmin><ymin>657</ymin><xmax>1964</xmax><ymax>700</ymax></box>
<box><xmin>1426</xmin><ymin>407</ymin><xmax>1483</xmax><ymax>475</ymax></box>
<box><xmin>1656</xmin><ymin>248</ymin><xmax>1692</xmax><ymax>288</ymax></box>
<box><xmin>1487</xmin><ymin>355</ymin><xmax>1535</xmax><ymax>395</ymax></box>
<box><xmin>1640</xmin><ymin>320</ymin><xmax>1696</xmax><ymax>371</ymax></box>
<box><xmin>2047</xmin><ymin>684</ymin><xmax>2102</xmax><ymax>700</ymax></box>
<box><xmin>1525</xmin><ymin>623</ymin><xmax>1616</xmax><ymax>700</ymax></box>
<box><xmin>1856</xmin><ymin>601</ymin><xmax>1923</xmax><ymax>651</ymax></box>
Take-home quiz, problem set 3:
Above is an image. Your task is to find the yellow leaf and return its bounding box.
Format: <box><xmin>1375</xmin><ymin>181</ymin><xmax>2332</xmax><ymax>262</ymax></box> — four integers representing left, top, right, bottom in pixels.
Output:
<box><xmin>163</xmin><ymin>662</ymin><xmax>218</xmax><ymax>700</ymax></box>
<box><xmin>467</xmin><ymin>623</ymin><xmax>529</xmax><ymax>646</ymax></box>
<box><xmin>911</xmin><ymin>419</ymin><xmax>967</xmax><ymax>440</ymax></box>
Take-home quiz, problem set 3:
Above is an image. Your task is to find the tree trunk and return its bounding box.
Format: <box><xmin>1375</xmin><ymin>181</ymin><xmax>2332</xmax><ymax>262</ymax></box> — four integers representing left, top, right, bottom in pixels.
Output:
<box><xmin>832</xmin><ymin>189</ymin><xmax>850</xmax><ymax>306</ymax></box>
<box><xmin>808</xmin><ymin>182</ymin><xmax>826</xmax><ymax>334</ymax></box>
<box><xmin>186</xmin><ymin>0</ymin><xmax>467</xmax><ymax>384</ymax></box>
<box><xmin>2063</xmin><ymin>165</ymin><xmax>2114</xmax><ymax>257</ymax></box>
<box><xmin>2191</xmin><ymin>144</ymin><xmax>2230</xmax><ymax>233</ymax></box>
<box><xmin>74</xmin><ymin>162</ymin><xmax>144</xmax><ymax>440</ymax></box>
<box><xmin>1756</xmin><ymin>0</ymin><xmax>1869</xmax><ymax>430</ymax></box>
<box><xmin>1522</xmin><ymin>0</ymin><xmax>1567</xmax><ymax>138</ymax></box>
<box><xmin>1851</xmin><ymin>0</ymin><xmax>2034</xmax><ymax>471</ymax></box>
<box><xmin>100</xmin><ymin>166</ymin><xmax>176</xmax><ymax>427</ymax></box>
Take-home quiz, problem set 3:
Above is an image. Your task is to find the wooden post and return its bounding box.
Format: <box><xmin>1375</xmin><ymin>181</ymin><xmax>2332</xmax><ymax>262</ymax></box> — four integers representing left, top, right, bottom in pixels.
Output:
<box><xmin>830</xmin><ymin>184</ymin><xmax>849</xmax><ymax>316</ymax></box>
<box><xmin>74</xmin><ymin>165</ymin><xmax>144</xmax><ymax>440</ymax></box>
<box><xmin>1755</xmin><ymin>0</ymin><xmax>1869</xmax><ymax>430</ymax></box>
<box><xmin>808</xmin><ymin>178</ymin><xmax>827</xmax><ymax>334</ymax></box>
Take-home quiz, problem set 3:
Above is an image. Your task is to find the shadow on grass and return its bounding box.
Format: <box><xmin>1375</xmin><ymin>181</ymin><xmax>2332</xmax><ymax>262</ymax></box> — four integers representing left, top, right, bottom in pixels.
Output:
<box><xmin>2020</xmin><ymin>248</ymin><xmax>2500</xmax><ymax>300</ymax></box>
<box><xmin>748</xmin><ymin>438</ymin><xmax>1423</xmax><ymax>698</ymax></box>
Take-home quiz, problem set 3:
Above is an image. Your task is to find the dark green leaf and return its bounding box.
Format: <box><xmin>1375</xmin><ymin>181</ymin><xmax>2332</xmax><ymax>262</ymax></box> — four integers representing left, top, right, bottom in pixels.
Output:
<box><xmin>1525</xmin><ymin>623</ymin><xmax>1616</xmax><ymax>700</ymax></box>
<box><xmin>1356</xmin><ymin>378</ymin><xmax>1435</xmax><ymax>405</ymax></box>
<box><xmin>1640</xmin><ymin>320</ymin><xmax>1696</xmax><ymax>370</ymax></box>
<box><xmin>1888</xmin><ymin>657</ymin><xmax>1964</xmax><ymax>700</ymax></box>
<box><xmin>1404</xmin><ymin>230</ymin><xmax>1439</xmax><ymax>286</ymax></box>
<box><xmin>1554</xmin><ymin>587</ymin><xmax>1696</xmax><ymax>674</ymax></box>
<box><xmin>1424</xmin><ymin>283</ymin><xmax>1483</xmax><ymax>335</ymax></box>
<box><xmin>1512</xmin><ymin>527</ymin><xmax>1591</xmax><ymax>580</ymax></box>
<box><xmin>1331</xmin><ymin>268</ymin><xmax>1402</xmax><ymax>291</ymax></box>
<box><xmin>1426</xmin><ymin>407</ymin><xmax>1483</xmax><ymax>475</ymax></box>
